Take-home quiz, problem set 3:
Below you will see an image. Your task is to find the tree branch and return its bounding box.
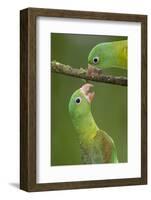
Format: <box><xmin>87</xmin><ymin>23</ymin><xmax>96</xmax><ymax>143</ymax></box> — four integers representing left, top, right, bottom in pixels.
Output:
<box><xmin>51</xmin><ymin>61</ymin><xmax>127</xmax><ymax>86</ymax></box>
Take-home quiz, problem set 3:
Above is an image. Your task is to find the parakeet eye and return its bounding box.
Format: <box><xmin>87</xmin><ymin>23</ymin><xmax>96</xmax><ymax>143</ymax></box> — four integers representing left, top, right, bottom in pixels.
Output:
<box><xmin>93</xmin><ymin>56</ymin><xmax>99</xmax><ymax>64</ymax></box>
<box><xmin>75</xmin><ymin>97</ymin><xmax>82</xmax><ymax>104</ymax></box>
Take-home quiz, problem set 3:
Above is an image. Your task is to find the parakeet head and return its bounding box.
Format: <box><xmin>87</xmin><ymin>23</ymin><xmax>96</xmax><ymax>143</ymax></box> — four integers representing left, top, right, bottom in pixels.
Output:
<box><xmin>88</xmin><ymin>40</ymin><xmax>127</xmax><ymax>70</ymax></box>
<box><xmin>69</xmin><ymin>83</ymin><xmax>95</xmax><ymax>119</ymax></box>
<box><xmin>88</xmin><ymin>43</ymin><xmax>112</xmax><ymax>69</ymax></box>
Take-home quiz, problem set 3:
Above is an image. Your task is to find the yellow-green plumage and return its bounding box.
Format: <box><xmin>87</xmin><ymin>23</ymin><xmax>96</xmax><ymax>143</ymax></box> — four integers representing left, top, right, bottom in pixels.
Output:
<box><xmin>88</xmin><ymin>40</ymin><xmax>127</xmax><ymax>69</ymax></box>
<box><xmin>68</xmin><ymin>84</ymin><xmax>118</xmax><ymax>164</ymax></box>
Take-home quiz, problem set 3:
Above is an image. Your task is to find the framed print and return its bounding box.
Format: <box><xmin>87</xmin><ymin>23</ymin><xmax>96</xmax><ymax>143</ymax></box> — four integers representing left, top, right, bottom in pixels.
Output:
<box><xmin>20</xmin><ymin>8</ymin><xmax>147</xmax><ymax>191</ymax></box>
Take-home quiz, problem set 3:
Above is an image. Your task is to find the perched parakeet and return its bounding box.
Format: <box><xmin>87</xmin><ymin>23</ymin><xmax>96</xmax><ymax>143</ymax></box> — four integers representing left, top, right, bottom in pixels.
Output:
<box><xmin>88</xmin><ymin>40</ymin><xmax>127</xmax><ymax>75</ymax></box>
<box><xmin>69</xmin><ymin>83</ymin><xmax>118</xmax><ymax>164</ymax></box>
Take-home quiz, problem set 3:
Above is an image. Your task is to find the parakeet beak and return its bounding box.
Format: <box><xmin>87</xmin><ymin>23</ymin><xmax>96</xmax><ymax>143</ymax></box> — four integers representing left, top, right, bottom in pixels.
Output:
<box><xmin>87</xmin><ymin>64</ymin><xmax>102</xmax><ymax>77</ymax></box>
<box><xmin>80</xmin><ymin>83</ymin><xmax>95</xmax><ymax>103</ymax></box>
<box><xmin>87</xmin><ymin>64</ymin><xmax>95</xmax><ymax>76</ymax></box>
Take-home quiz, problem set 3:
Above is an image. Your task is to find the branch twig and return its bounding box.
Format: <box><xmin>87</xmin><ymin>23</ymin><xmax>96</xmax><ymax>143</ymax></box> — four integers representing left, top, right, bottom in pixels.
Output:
<box><xmin>51</xmin><ymin>61</ymin><xmax>127</xmax><ymax>86</ymax></box>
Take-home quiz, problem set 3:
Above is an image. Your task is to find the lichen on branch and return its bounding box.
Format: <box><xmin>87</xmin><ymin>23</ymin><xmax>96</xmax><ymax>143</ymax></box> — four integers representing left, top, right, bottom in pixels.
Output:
<box><xmin>51</xmin><ymin>61</ymin><xmax>127</xmax><ymax>86</ymax></box>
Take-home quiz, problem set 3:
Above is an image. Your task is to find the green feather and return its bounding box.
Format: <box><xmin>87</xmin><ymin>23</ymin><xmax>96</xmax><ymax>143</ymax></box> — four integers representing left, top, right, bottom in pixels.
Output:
<box><xmin>69</xmin><ymin>87</ymin><xmax>118</xmax><ymax>164</ymax></box>
<box><xmin>88</xmin><ymin>40</ymin><xmax>127</xmax><ymax>69</ymax></box>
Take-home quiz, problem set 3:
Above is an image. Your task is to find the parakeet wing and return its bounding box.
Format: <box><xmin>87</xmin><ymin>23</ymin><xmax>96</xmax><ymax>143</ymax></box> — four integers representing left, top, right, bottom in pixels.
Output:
<box><xmin>94</xmin><ymin>130</ymin><xmax>118</xmax><ymax>163</ymax></box>
<box><xmin>80</xmin><ymin>129</ymin><xmax>118</xmax><ymax>164</ymax></box>
<box><xmin>92</xmin><ymin>129</ymin><xmax>118</xmax><ymax>163</ymax></box>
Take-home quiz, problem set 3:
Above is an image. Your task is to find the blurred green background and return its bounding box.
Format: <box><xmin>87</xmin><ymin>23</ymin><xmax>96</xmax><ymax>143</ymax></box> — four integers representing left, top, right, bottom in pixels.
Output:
<box><xmin>51</xmin><ymin>33</ymin><xmax>127</xmax><ymax>166</ymax></box>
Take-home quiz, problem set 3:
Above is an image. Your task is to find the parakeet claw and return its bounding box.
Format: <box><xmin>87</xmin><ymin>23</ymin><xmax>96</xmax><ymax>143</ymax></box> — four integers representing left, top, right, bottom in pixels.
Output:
<box><xmin>80</xmin><ymin>83</ymin><xmax>95</xmax><ymax>103</ymax></box>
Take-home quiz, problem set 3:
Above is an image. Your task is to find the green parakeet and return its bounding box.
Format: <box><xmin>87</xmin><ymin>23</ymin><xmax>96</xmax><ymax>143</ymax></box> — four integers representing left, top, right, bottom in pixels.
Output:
<box><xmin>88</xmin><ymin>40</ymin><xmax>127</xmax><ymax>75</ymax></box>
<box><xmin>69</xmin><ymin>83</ymin><xmax>118</xmax><ymax>164</ymax></box>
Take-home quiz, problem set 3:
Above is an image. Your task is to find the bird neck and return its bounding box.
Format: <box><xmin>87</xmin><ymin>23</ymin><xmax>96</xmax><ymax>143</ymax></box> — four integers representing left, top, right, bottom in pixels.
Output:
<box><xmin>72</xmin><ymin>111</ymin><xmax>99</xmax><ymax>144</ymax></box>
